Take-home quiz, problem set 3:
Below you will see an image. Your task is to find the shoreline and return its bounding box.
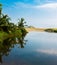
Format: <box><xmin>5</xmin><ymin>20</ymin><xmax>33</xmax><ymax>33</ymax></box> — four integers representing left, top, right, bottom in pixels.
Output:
<box><xmin>25</xmin><ymin>28</ymin><xmax>45</xmax><ymax>32</ymax></box>
<box><xmin>25</xmin><ymin>28</ymin><xmax>57</xmax><ymax>33</ymax></box>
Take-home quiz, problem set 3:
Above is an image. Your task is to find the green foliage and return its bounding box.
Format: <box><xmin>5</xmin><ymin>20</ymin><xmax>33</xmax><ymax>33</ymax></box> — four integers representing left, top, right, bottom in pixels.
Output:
<box><xmin>0</xmin><ymin>31</ymin><xmax>8</xmax><ymax>42</ymax></box>
<box><xmin>0</xmin><ymin>15</ymin><xmax>10</xmax><ymax>25</ymax></box>
<box><xmin>0</xmin><ymin>4</ymin><xmax>28</xmax><ymax>62</ymax></box>
<box><xmin>18</xmin><ymin>18</ymin><xmax>26</xmax><ymax>28</ymax></box>
<box><xmin>18</xmin><ymin>18</ymin><xmax>27</xmax><ymax>36</ymax></box>
<box><xmin>14</xmin><ymin>29</ymin><xmax>22</xmax><ymax>38</ymax></box>
<box><xmin>0</xmin><ymin>4</ymin><xmax>27</xmax><ymax>42</ymax></box>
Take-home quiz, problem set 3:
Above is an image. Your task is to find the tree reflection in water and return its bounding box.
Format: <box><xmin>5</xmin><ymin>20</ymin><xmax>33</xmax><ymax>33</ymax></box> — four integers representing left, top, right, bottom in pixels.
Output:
<box><xmin>0</xmin><ymin>35</ymin><xmax>27</xmax><ymax>63</ymax></box>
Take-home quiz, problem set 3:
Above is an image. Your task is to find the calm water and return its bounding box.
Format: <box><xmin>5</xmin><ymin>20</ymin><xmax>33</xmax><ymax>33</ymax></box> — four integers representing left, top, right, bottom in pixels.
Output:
<box><xmin>0</xmin><ymin>32</ymin><xmax>57</xmax><ymax>65</ymax></box>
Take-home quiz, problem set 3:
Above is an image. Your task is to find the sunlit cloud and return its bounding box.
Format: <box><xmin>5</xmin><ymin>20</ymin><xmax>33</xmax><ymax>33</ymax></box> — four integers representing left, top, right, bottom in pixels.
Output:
<box><xmin>33</xmin><ymin>0</ymin><xmax>54</xmax><ymax>4</ymax></box>
<box><xmin>35</xmin><ymin>3</ymin><xmax>57</xmax><ymax>9</ymax></box>
<box><xmin>14</xmin><ymin>2</ymin><xmax>57</xmax><ymax>10</ymax></box>
<box><xmin>36</xmin><ymin>49</ymin><xmax>57</xmax><ymax>55</ymax></box>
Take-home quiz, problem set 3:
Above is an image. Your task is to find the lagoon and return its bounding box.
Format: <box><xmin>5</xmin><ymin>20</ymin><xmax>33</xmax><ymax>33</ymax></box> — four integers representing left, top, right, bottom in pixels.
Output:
<box><xmin>0</xmin><ymin>32</ymin><xmax>57</xmax><ymax>65</ymax></box>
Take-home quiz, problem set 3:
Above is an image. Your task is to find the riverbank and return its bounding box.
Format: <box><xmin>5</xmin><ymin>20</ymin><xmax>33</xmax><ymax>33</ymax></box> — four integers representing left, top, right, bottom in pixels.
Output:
<box><xmin>0</xmin><ymin>29</ymin><xmax>26</xmax><ymax>42</ymax></box>
<box><xmin>25</xmin><ymin>27</ymin><xmax>57</xmax><ymax>33</ymax></box>
<box><xmin>45</xmin><ymin>28</ymin><xmax>57</xmax><ymax>33</ymax></box>
<box><xmin>25</xmin><ymin>28</ymin><xmax>45</xmax><ymax>32</ymax></box>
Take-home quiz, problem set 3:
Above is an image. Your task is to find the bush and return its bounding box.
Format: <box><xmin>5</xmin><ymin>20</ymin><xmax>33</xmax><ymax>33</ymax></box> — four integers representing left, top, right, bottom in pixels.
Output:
<box><xmin>0</xmin><ymin>31</ymin><xmax>8</xmax><ymax>42</ymax></box>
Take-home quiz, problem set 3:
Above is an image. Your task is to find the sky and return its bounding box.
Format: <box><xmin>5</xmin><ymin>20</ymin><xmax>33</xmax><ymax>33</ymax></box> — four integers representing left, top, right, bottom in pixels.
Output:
<box><xmin>0</xmin><ymin>0</ymin><xmax>57</xmax><ymax>28</ymax></box>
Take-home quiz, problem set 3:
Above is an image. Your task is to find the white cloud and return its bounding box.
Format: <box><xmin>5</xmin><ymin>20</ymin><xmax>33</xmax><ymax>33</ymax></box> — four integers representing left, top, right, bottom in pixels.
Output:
<box><xmin>14</xmin><ymin>2</ymin><xmax>57</xmax><ymax>10</ymax></box>
<box><xmin>35</xmin><ymin>3</ymin><xmax>57</xmax><ymax>9</ymax></box>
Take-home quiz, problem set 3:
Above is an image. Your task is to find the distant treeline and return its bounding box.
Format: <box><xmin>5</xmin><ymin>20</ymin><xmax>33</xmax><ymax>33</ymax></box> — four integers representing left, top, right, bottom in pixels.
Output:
<box><xmin>45</xmin><ymin>28</ymin><xmax>57</xmax><ymax>33</ymax></box>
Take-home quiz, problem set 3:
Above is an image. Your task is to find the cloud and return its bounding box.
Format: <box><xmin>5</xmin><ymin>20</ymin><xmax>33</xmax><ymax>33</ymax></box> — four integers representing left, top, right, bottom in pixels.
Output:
<box><xmin>35</xmin><ymin>3</ymin><xmax>57</xmax><ymax>9</ymax></box>
<box><xmin>14</xmin><ymin>2</ymin><xmax>57</xmax><ymax>10</ymax></box>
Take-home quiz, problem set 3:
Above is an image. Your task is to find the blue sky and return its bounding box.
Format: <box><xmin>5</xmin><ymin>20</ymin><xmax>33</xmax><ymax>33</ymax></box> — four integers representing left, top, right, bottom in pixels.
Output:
<box><xmin>0</xmin><ymin>0</ymin><xmax>57</xmax><ymax>28</ymax></box>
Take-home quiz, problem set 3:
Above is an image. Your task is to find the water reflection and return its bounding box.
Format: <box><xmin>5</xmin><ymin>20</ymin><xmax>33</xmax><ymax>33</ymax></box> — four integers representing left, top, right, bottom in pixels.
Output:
<box><xmin>36</xmin><ymin>49</ymin><xmax>57</xmax><ymax>55</ymax></box>
<box><xmin>0</xmin><ymin>35</ymin><xmax>27</xmax><ymax>63</ymax></box>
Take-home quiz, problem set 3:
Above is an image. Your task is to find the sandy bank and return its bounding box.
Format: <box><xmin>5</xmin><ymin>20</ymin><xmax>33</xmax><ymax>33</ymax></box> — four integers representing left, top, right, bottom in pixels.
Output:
<box><xmin>25</xmin><ymin>28</ymin><xmax>45</xmax><ymax>32</ymax></box>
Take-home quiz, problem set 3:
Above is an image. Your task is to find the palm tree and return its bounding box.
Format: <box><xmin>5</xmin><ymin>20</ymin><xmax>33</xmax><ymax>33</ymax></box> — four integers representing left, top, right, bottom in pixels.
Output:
<box><xmin>0</xmin><ymin>15</ymin><xmax>10</xmax><ymax>26</ymax></box>
<box><xmin>18</xmin><ymin>18</ymin><xmax>27</xmax><ymax>36</ymax></box>
<box><xmin>0</xmin><ymin>14</ymin><xmax>11</xmax><ymax>32</ymax></box>
<box><xmin>18</xmin><ymin>18</ymin><xmax>26</xmax><ymax>28</ymax></box>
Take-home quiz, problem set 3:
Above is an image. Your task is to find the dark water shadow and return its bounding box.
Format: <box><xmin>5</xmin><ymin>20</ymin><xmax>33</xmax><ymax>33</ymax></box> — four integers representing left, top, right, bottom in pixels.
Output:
<box><xmin>0</xmin><ymin>34</ymin><xmax>27</xmax><ymax>63</ymax></box>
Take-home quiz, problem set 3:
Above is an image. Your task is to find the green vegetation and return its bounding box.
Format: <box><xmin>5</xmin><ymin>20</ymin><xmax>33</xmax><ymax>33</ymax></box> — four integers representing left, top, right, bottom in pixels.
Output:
<box><xmin>45</xmin><ymin>28</ymin><xmax>57</xmax><ymax>33</ymax></box>
<box><xmin>0</xmin><ymin>3</ymin><xmax>28</xmax><ymax>63</ymax></box>
<box><xmin>0</xmin><ymin>31</ymin><xmax>8</xmax><ymax>42</ymax></box>
<box><xmin>0</xmin><ymin>3</ymin><xmax>27</xmax><ymax>42</ymax></box>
